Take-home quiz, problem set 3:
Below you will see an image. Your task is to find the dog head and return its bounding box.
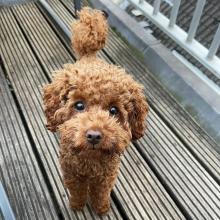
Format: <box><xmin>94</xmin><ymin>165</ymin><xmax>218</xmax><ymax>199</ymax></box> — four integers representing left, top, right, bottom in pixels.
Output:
<box><xmin>42</xmin><ymin>7</ymin><xmax>148</xmax><ymax>155</ymax></box>
<box><xmin>43</xmin><ymin>63</ymin><xmax>148</xmax><ymax>155</ymax></box>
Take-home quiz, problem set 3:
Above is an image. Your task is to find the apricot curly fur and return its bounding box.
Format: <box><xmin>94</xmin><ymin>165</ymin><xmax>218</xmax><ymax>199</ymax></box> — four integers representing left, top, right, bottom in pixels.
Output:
<box><xmin>71</xmin><ymin>7</ymin><xmax>108</xmax><ymax>57</ymax></box>
<box><xmin>42</xmin><ymin>7</ymin><xmax>148</xmax><ymax>215</ymax></box>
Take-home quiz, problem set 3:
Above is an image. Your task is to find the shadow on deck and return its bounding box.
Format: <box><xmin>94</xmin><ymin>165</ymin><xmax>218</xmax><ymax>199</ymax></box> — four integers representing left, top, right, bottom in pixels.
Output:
<box><xmin>0</xmin><ymin>1</ymin><xmax>220</xmax><ymax>219</ymax></box>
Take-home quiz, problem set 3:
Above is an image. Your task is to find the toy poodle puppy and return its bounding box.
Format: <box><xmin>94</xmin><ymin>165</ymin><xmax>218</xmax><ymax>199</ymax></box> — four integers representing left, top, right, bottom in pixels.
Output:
<box><xmin>42</xmin><ymin>7</ymin><xmax>148</xmax><ymax>215</ymax></box>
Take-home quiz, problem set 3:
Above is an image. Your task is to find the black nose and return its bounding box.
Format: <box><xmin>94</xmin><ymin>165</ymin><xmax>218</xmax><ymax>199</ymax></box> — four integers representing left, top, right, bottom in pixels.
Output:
<box><xmin>86</xmin><ymin>130</ymin><xmax>102</xmax><ymax>145</ymax></box>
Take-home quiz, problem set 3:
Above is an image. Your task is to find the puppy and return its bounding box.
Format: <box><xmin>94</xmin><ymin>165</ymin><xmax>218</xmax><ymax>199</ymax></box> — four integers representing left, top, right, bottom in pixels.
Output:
<box><xmin>43</xmin><ymin>7</ymin><xmax>148</xmax><ymax>215</ymax></box>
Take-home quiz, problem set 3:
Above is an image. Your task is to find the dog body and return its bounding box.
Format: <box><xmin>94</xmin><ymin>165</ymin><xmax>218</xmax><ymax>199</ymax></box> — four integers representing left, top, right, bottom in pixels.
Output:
<box><xmin>43</xmin><ymin>8</ymin><xmax>148</xmax><ymax>215</ymax></box>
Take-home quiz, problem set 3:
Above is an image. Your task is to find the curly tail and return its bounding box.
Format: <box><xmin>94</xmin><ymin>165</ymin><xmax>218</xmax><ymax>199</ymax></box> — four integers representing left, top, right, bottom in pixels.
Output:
<box><xmin>71</xmin><ymin>7</ymin><xmax>108</xmax><ymax>58</ymax></box>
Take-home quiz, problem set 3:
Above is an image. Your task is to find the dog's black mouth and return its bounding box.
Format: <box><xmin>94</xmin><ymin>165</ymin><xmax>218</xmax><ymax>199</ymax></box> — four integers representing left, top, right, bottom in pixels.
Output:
<box><xmin>72</xmin><ymin>141</ymin><xmax>119</xmax><ymax>154</ymax></box>
<box><xmin>83</xmin><ymin>143</ymin><xmax>99</xmax><ymax>151</ymax></box>
<box><xmin>87</xmin><ymin>143</ymin><xmax>115</xmax><ymax>153</ymax></box>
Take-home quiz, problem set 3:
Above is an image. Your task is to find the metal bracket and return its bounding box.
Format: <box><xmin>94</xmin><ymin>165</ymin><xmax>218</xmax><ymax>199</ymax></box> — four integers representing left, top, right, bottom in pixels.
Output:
<box><xmin>0</xmin><ymin>182</ymin><xmax>16</xmax><ymax>220</ymax></box>
<box><xmin>74</xmin><ymin>0</ymin><xmax>81</xmax><ymax>17</ymax></box>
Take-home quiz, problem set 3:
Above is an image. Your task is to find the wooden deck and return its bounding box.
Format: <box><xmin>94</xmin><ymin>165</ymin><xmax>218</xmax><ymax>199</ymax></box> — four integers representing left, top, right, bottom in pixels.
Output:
<box><xmin>0</xmin><ymin>1</ymin><xmax>220</xmax><ymax>219</ymax></box>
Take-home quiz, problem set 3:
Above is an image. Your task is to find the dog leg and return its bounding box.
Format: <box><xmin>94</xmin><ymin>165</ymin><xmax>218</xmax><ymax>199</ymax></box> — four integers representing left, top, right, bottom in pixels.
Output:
<box><xmin>89</xmin><ymin>175</ymin><xmax>117</xmax><ymax>215</ymax></box>
<box><xmin>64</xmin><ymin>176</ymin><xmax>88</xmax><ymax>210</ymax></box>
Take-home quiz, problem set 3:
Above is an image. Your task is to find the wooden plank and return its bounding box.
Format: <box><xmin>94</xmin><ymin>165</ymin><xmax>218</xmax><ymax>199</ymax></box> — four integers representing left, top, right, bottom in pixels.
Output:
<box><xmin>0</xmin><ymin>7</ymin><xmax>122</xmax><ymax>220</ymax></box>
<box><xmin>57</xmin><ymin>0</ymin><xmax>220</xmax><ymax>184</ymax></box>
<box><xmin>3</xmin><ymin>3</ymin><xmax>185</xmax><ymax>220</ymax></box>
<box><xmin>0</xmin><ymin>67</ymin><xmax>59</xmax><ymax>220</ymax></box>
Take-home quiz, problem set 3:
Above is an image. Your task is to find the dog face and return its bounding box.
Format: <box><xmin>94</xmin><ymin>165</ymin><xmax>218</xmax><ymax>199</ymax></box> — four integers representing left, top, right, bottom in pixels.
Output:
<box><xmin>43</xmin><ymin>63</ymin><xmax>148</xmax><ymax>154</ymax></box>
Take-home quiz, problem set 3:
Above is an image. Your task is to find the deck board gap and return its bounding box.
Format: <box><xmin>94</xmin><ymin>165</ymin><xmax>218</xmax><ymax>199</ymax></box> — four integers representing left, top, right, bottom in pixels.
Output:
<box><xmin>10</xmin><ymin>8</ymin><xmax>52</xmax><ymax>83</ymax></box>
<box><xmin>110</xmin><ymin>192</ymin><xmax>130</xmax><ymax>220</ymax></box>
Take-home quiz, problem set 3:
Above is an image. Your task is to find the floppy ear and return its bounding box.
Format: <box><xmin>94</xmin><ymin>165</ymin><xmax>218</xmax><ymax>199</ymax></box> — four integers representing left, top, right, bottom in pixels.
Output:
<box><xmin>42</xmin><ymin>70</ymin><xmax>73</xmax><ymax>132</ymax></box>
<box><xmin>128</xmin><ymin>86</ymin><xmax>149</xmax><ymax>140</ymax></box>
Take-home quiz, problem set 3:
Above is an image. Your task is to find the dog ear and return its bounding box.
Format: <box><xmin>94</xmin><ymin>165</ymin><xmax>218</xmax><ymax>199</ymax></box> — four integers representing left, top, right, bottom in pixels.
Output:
<box><xmin>42</xmin><ymin>71</ymin><xmax>74</xmax><ymax>132</ymax></box>
<box><xmin>128</xmin><ymin>86</ymin><xmax>149</xmax><ymax>140</ymax></box>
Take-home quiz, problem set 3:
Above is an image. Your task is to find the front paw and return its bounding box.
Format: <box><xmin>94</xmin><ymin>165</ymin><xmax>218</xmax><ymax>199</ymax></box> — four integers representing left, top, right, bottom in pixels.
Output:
<box><xmin>69</xmin><ymin>197</ymin><xmax>86</xmax><ymax>211</ymax></box>
<box><xmin>93</xmin><ymin>201</ymin><xmax>110</xmax><ymax>215</ymax></box>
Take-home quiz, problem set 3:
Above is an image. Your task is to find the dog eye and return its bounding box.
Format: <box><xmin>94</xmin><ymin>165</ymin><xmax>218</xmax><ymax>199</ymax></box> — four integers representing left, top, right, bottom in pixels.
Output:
<box><xmin>109</xmin><ymin>106</ymin><xmax>118</xmax><ymax>115</ymax></box>
<box><xmin>74</xmin><ymin>101</ymin><xmax>85</xmax><ymax>111</ymax></box>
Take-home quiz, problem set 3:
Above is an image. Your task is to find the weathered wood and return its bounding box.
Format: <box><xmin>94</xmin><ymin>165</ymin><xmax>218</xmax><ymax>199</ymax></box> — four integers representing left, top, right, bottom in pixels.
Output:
<box><xmin>0</xmin><ymin>66</ymin><xmax>59</xmax><ymax>220</ymax></box>
<box><xmin>137</xmin><ymin>110</ymin><xmax>220</xmax><ymax>220</ymax></box>
<box><xmin>0</xmin><ymin>3</ymin><xmax>185</xmax><ymax>219</ymax></box>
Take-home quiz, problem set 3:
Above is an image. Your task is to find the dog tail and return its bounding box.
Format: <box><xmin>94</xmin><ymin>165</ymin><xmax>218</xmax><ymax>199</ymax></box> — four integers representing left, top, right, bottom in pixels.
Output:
<box><xmin>71</xmin><ymin>7</ymin><xmax>108</xmax><ymax>58</ymax></box>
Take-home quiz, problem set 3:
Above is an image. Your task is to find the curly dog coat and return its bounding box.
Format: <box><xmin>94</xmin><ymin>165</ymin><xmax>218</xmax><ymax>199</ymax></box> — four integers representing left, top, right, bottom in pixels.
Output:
<box><xmin>43</xmin><ymin>7</ymin><xmax>148</xmax><ymax>215</ymax></box>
